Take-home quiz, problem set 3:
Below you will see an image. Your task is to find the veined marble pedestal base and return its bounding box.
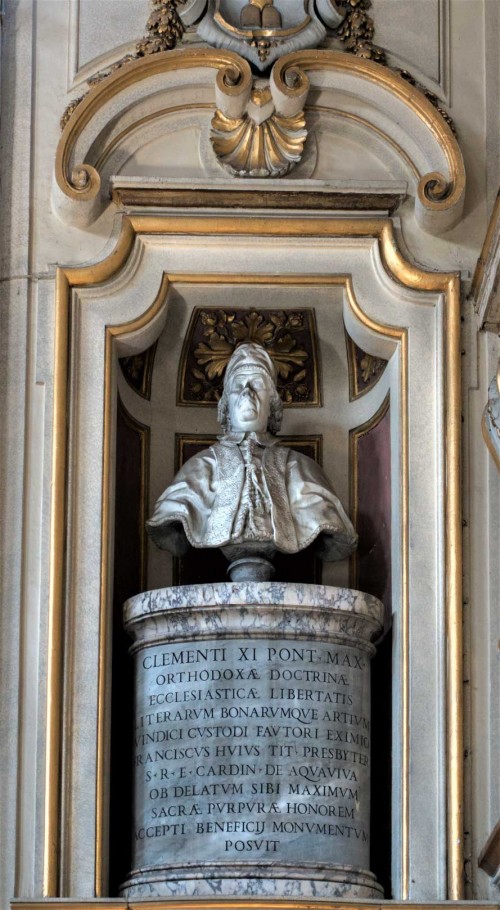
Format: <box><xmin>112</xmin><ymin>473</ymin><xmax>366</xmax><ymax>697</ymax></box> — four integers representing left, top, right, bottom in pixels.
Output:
<box><xmin>121</xmin><ymin>868</ymin><xmax>381</xmax><ymax>900</ymax></box>
<box><xmin>121</xmin><ymin>582</ymin><xmax>384</xmax><ymax>900</ymax></box>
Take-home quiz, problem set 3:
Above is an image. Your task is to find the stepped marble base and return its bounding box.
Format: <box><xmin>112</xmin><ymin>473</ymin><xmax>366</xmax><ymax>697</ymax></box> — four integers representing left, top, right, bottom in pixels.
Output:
<box><xmin>121</xmin><ymin>867</ymin><xmax>383</xmax><ymax>899</ymax></box>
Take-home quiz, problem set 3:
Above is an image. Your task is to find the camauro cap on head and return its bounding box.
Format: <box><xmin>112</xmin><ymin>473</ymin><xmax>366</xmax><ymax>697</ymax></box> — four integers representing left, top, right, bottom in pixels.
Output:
<box><xmin>224</xmin><ymin>342</ymin><xmax>277</xmax><ymax>388</ymax></box>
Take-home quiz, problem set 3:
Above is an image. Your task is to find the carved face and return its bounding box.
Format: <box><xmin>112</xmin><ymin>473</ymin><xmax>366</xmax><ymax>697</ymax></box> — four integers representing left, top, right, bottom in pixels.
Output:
<box><xmin>227</xmin><ymin>370</ymin><xmax>272</xmax><ymax>432</ymax></box>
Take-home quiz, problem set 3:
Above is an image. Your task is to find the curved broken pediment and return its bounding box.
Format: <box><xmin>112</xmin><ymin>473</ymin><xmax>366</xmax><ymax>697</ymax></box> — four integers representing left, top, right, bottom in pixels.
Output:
<box><xmin>53</xmin><ymin>47</ymin><xmax>465</xmax><ymax>234</ymax></box>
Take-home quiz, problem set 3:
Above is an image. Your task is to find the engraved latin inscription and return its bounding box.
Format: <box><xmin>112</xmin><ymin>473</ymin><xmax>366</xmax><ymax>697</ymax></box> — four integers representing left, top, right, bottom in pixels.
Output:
<box><xmin>132</xmin><ymin>640</ymin><xmax>371</xmax><ymax>869</ymax></box>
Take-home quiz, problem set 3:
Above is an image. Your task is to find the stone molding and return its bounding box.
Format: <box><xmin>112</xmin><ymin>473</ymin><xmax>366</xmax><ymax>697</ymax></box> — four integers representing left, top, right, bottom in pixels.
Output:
<box><xmin>124</xmin><ymin>582</ymin><xmax>384</xmax><ymax>650</ymax></box>
<box><xmin>471</xmin><ymin>192</ymin><xmax>500</xmax><ymax>332</ymax></box>
<box><xmin>42</xmin><ymin>215</ymin><xmax>463</xmax><ymax>899</ymax></box>
<box><xmin>482</xmin><ymin>366</ymin><xmax>500</xmax><ymax>472</ymax></box>
<box><xmin>12</xmin><ymin>902</ymin><xmax>500</xmax><ymax>910</ymax></box>
<box><xmin>52</xmin><ymin>48</ymin><xmax>465</xmax><ymax>234</ymax></box>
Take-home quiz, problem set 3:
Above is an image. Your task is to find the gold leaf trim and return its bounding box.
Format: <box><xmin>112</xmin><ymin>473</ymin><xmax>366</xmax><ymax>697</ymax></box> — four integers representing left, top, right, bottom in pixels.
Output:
<box><xmin>211</xmin><ymin>109</ymin><xmax>307</xmax><ymax>177</ymax></box>
<box><xmin>46</xmin><ymin>223</ymin><xmax>462</xmax><ymax>903</ymax></box>
<box><xmin>345</xmin><ymin>330</ymin><xmax>387</xmax><ymax>400</ymax></box>
<box><xmin>119</xmin><ymin>340</ymin><xmax>158</xmax><ymax>400</ymax></box>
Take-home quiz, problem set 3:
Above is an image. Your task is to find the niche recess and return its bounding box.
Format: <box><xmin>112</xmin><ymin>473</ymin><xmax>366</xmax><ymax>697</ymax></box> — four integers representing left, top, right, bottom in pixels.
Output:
<box><xmin>108</xmin><ymin>281</ymin><xmax>395</xmax><ymax>893</ymax></box>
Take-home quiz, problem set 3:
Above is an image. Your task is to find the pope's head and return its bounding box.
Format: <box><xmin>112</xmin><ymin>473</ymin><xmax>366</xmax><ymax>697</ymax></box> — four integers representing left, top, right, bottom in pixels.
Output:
<box><xmin>217</xmin><ymin>343</ymin><xmax>283</xmax><ymax>434</ymax></box>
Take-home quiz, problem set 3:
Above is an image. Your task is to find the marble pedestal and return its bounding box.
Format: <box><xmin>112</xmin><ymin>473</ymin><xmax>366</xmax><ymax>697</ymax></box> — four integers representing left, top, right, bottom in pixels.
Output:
<box><xmin>120</xmin><ymin>582</ymin><xmax>384</xmax><ymax>900</ymax></box>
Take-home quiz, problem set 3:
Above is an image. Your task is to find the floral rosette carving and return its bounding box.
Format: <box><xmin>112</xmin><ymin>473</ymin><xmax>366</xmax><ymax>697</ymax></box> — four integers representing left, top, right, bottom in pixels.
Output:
<box><xmin>179</xmin><ymin>308</ymin><xmax>320</xmax><ymax>406</ymax></box>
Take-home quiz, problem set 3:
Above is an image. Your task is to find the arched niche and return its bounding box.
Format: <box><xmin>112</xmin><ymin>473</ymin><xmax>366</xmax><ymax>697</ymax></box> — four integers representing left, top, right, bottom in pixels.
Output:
<box><xmin>46</xmin><ymin>213</ymin><xmax>462</xmax><ymax>902</ymax></box>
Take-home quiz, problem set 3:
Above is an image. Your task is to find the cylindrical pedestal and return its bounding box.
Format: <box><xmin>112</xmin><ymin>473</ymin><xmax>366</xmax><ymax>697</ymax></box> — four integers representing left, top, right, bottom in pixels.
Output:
<box><xmin>121</xmin><ymin>582</ymin><xmax>384</xmax><ymax>900</ymax></box>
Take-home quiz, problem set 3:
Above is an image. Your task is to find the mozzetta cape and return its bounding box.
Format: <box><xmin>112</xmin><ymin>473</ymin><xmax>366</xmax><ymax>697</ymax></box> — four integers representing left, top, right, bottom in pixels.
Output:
<box><xmin>147</xmin><ymin>433</ymin><xmax>358</xmax><ymax>560</ymax></box>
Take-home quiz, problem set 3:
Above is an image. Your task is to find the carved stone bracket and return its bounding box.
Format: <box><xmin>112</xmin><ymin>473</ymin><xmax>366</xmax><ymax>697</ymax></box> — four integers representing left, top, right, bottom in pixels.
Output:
<box><xmin>211</xmin><ymin>61</ymin><xmax>309</xmax><ymax>177</ymax></box>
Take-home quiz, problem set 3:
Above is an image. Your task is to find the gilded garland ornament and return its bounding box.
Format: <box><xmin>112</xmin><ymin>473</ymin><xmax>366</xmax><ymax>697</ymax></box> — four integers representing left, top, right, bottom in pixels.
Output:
<box><xmin>397</xmin><ymin>69</ymin><xmax>456</xmax><ymax>134</ymax></box>
<box><xmin>60</xmin><ymin>0</ymin><xmax>187</xmax><ymax>127</ymax></box>
<box><xmin>333</xmin><ymin>0</ymin><xmax>456</xmax><ymax>133</ymax></box>
<box><xmin>137</xmin><ymin>0</ymin><xmax>187</xmax><ymax>55</ymax></box>
<box><xmin>60</xmin><ymin>0</ymin><xmax>455</xmax><ymax>139</ymax></box>
<box><xmin>334</xmin><ymin>0</ymin><xmax>386</xmax><ymax>64</ymax></box>
<box><xmin>60</xmin><ymin>96</ymin><xmax>86</xmax><ymax>131</ymax></box>
<box><xmin>119</xmin><ymin>342</ymin><xmax>158</xmax><ymax>400</ymax></box>
<box><xmin>345</xmin><ymin>332</ymin><xmax>387</xmax><ymax>401</ymax></box>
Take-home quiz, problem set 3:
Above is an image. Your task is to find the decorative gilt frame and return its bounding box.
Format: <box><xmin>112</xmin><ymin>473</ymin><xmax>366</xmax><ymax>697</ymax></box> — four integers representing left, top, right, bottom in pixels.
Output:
<box><xmin>44</xmin><ymin>215</ymin><xmax>462</xmax><ymax>902</ymax></box>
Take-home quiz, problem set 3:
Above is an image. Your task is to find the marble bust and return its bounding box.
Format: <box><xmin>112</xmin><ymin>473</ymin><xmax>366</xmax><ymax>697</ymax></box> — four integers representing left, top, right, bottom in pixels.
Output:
<box><xmin>147</xmin><ymin>342</ymin><xmax>357</xmax><ymax>579</ymax></box>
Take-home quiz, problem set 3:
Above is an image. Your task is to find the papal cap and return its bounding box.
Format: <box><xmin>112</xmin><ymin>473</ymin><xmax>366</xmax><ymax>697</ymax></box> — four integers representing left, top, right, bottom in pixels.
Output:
<box><xmin>224</xmin><ymin>342</ymin><xmax>277</xmax><ymax>388</ymax></box>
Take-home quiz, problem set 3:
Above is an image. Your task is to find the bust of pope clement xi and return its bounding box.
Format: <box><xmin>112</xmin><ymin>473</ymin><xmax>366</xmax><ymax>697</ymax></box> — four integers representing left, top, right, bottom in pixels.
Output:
<box><xmin>147</xmin><ymin>342</ymin><xmax>357</xmax><ymax>576</ymax></box>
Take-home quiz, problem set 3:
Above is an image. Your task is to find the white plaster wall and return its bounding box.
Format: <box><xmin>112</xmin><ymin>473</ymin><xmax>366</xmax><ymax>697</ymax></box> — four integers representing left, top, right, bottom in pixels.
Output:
<box><xmin>69</xmin><ymin>0</ymin><xmax>451</xmax><ymax>102</ymax></box>
<box><xmin>1</xmin><ymin>0</ymin><xmax>487</xmax><ymax>276</ymax></box>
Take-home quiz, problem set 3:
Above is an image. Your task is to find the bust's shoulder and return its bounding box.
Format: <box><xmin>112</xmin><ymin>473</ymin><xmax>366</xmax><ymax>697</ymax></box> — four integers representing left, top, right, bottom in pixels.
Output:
<box><xmin>176</xmin><ymin>445</ymin><xmax>218</xmax><ymax>476</ymax></box>
<box><xmin>281</xmin><ymin>446</ymin><xmax>332</xmax><ymax>482</ymax></box>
